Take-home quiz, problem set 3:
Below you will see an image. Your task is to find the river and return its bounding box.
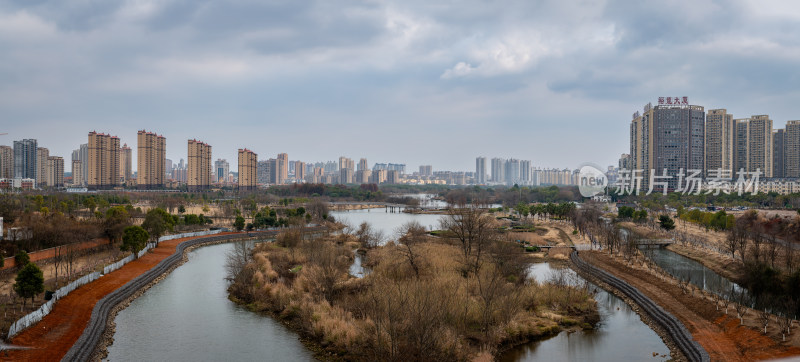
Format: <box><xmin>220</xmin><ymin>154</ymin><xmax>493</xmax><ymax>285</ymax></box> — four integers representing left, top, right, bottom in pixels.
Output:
<box><xmin>107</xmin><ymin>202</ymin><xmax>670</xmax><ymax>361</ymax></box>
<box><xmin>106</xmin><ymin>243</ymin><xmax>315</xmax><ymax>361</ymax></box>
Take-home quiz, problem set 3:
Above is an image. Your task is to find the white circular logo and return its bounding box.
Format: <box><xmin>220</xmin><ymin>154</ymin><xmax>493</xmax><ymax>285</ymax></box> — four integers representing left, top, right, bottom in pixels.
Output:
<box><xmin>578</xmin><ymin>163</ymin><xmax>607</xmax><ymax>197</ymax></box>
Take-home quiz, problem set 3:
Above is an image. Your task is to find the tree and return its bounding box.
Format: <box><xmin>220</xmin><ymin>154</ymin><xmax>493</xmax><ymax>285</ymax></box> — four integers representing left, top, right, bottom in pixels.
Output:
<box><xmin>178</xmin><ymin>205</ymin><xmax>186</xmax><ymax>214</ymax></box>
<box><xmin>440</xmin><ymin>204</ymin><xmax>496</xmax><ymax>274</ymax></box>
<box><xmin>15</xmin><ymin>251</ymin><xmax>30</xmax><ymax>268</ymax></box>
<box><xmin>103</xmin><ymin>206</ymin><xmax>131</xmax><ymax>246</ymax></box>
<box><xmin>225</xmin><ymin>240</ymin><xmax>252</xmax><ymax>282</ymax></box>
<box><xmin>14</xmin><ymin>262</ymin><xmax>44</xmax><ymax>308</ymax></box>
<box><xmin>142</xmin><ymin>208</ymin><xmax>174</xmax><ymax>244</ymax></box>
<box><xmin>658</xmin><ymin>214</ymin><xmax>675</xmax><ymax>231</ymax></box>
<box><xmin>234</xmin><ymin>216</ymin><xmax>245</xmax><ymax>231</ymax></box>
<box><xmin>121</xmin><ymin>226</ymin><xmax>149</xmax><ymax>259</ymax></box>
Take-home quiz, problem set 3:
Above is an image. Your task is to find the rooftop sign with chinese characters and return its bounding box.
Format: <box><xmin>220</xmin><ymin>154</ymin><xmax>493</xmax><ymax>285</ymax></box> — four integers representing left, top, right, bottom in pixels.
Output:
<box><xmin>658</xmin><ymin>96</ymin><xmax>689</xmax><ymax>106</ymax></box>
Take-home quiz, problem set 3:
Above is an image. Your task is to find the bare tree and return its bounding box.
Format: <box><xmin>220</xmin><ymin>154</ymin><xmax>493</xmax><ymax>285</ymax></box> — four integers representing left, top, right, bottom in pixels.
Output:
<box><xmin>276</xmin><ymin>228</ymin><xmax>303</xmax><ymax>262</ymax></box>
<box><xmin>225</xmin><ymin>239</ymin><xmax>253</xmax><ymax>282</ymax></box>
<box><xmin>354</xmin><ymin>222</ymin><xmax>384</xmax><ymax>249</ymax></box>
<box><xmin>759</xmin><ymin>306</ymin><xmax>772</xmax><ymax>334</ymax></box>
<box><xmin>395</xmin><ymin>221</ymin><xmax>428</xmax><ymax>278</ymax></box>
<box><xmin>439</xmin><ymin>204</ymin><xmax>497</xmax><ymax>274</ymax></box>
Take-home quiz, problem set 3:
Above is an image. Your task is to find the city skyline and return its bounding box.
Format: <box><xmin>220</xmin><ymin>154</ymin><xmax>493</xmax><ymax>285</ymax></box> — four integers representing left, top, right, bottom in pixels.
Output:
<box><xmin>3</xmin><ymin>1</ymin><xmax>800</xmax><ymax>171</ymax></box>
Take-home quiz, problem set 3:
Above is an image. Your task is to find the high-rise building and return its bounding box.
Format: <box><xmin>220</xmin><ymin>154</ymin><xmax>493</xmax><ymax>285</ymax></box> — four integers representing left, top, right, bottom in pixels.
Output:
<box><xmin>505</xmin><ymin>159</ymin><xmax>520</xmax><ymax>186</ymax></box>
<box><xmin>734</xmin><ymin>119</ymin><xmax>750</xmax><ymax>173</ymax></box>
<box><xmin>618</xmin><ymin>153</ymin><xmax>631</xmax><ymax>170</ymax></box>
<box><xmin>358</xmin><ymin>158</ymin><xmax>368</xmax><ymax>172</ymax></box>
<box><xmin>47</xmin><ymin>156</ymin><xmax>64</xmax><ymax>188</ymax></box>
<box><xmin>277</xmin><ymin>153</ymin><xmax>288</xmax><ymax>184</ymax></box>
<box><xmin>370</xmin><ymin>169</ymin><xmax>387</xmax><ymax>184</ymax></box>
<box><xmin>137</xmin><ymin>130</ymin><xmax>166</xmax><ymax>189</ymax></box>
<box><xmin>71</xmin><ymin>143</ymin><xmax>88</xmax><ymax>186</ymax></box>
<box><xmin>490</xmin><ymin>157</ymin><xmax>505</xmax><ymax>183</ymax></box>
<box><xmin>36</xmin><ymin>147</ymin><xmax>49</xmax><ymax>187</ymax></box>
<box><xmin>295</xmin><ymin>161</ymin><xmax>306</xmax><ymax>182</ymax></box>
<box><xmin>13</xmin><ymin>139</ymin><xmax>37</xmax><ymax>182</ymax></box>
<box><xmin>340</xmin><ymin>168</ymin><xmax>354</xmax><ymax>184</ymax></box>
<box><xmin>520</xmin><ymin>160</ymin><xmax>531</xmax><ymax>185</ymax></box>
<box><xmin>419</xmin><ymin>165</ymin><xmax>432</xmax><ymax>176</ymax></box>
<box><xmin>747</xmin><ymin>115</ymin><xmax>773</xmax><ymax>177</ymax></box>
<box><xmin>784</xmin><ymin>121</ymin><xmax>800</xmax><ymax>178</ymax></box>
<box><xmin>387</xmin><ymin>170</ymin><xmax>399</xmax><ymax>184</ymax></box>
<box><xmin>238</xmin><ymin>149</ymin><xmax>258</xmax><ymax>190</ymax></box>
<box><xmin>356</xmin><ymin>169</ymin><xmax>372</xmax><ymax>184</ymax></box>
<box><xmin>215</xmin><ymin>159</ymin><xmax>230</xmax><ymax>183</ymax></box>
<box><xmin>630</xmin><ymin>101</ymin><xmax>704</xmax><ymax>190</ymax></box>
<box><xmin>773</xmin><ymin>129</ymin><xmax>785</xmax><ymax>178</ymax></box>
<box><xmin>705</xmin><ymin>109</ymin><xmax>735</xmax><ymax>174</ymax></box>
<box><xmin>88</xmin><ymin>132</ymin><xmax>121</xmax><ymax>190</ymax></box>
<box><xmin>120</xmin><ymin>143</ymin><xmax>133</xmax><ymax>183</ymax></box>
<box><xmin>165</xmin><ymin>159</ymin><xmax>173</xmax><ymax>179</ymax></box>
<box><xmin>188</xmin><ymin>139</ymin><xmax>212</xmax><ymax>191</ymax></box>
<box><xmin>71</xmin><ymin>160</ymin><xmax>83</xmax><ymax>186</ymax></box>
<box><xmin>475</xmin><ymin>157</ymin><xmax>487</xmax><ymax>184</ymax></box>
<box><xmin>257</xmin><ymin>160</ymin><xmax>270</xmax><ymax>185</ymax></box>
<box><xmin>0</xmin><ymin>146</ymin><xmax>12</xmax><ymax>179</ymax></box>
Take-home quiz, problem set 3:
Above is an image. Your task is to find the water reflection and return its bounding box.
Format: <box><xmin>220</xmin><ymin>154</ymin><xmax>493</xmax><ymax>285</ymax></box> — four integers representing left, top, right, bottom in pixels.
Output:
<box><xmin>501</xmin><ymin>263</ymin><xmax>670</xmax><ymax>362</ymax></box>
<box><xmin>644</xmin><ymin>247</ymin><xmax>747</xmax><ymax>299</ymax></box>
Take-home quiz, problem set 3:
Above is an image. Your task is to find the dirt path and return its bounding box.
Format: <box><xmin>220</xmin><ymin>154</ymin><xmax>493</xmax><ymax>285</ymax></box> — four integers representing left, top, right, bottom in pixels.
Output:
<box><xmin>1</xmin><ymin>238</ymin><xmax>110</xmax><ymax>271</ymax></box>
<box><xmin>0</xmin><ymin>232</ymin><xmax>237</xmax><ymax>361</ymax></box>
<box><xmin>582</xmin><ymin>251</ymin><xmax>800</xmax><ymax>361</ymax></box>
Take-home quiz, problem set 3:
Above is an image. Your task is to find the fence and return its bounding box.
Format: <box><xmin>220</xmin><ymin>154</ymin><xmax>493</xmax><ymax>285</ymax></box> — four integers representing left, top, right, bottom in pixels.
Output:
<box><xmin>8</xmin><ymin>272</ymin><xmax>101</xmax><ymax>338</ymax></box>
<box><xmin>8</xmin><ymin>229</ymin><xmax>223</xmax><ymax>339</ymax></box>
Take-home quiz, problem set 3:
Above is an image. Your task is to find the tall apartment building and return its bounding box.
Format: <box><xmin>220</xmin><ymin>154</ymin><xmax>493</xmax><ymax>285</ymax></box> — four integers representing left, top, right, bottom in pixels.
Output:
<box><xmin>785</xmin><ymin>121</ymin><xmax>800</xmax><ymax>178</ymax></box>
<box><xmin>120</xmin><ymin>143</ymin><xmax>132</xmax><ymax>183</ymax></box>
<box><xmin>370</xmin><ymin>169</ymin><xmax>388</xmax><ymax>184</ymax></box>
<box><xmin>257</xmin><ymin>160</ymin><xmax>270</xmax><ymax>185</ymax></box>
<box><xmin>215</xmin><ymin>159</ymin><xmax>230</xmax><ymax>183</ymax></box>
<box><xmin>734</xmin><ymin>119</ymin><xmax>750</xmax><ymax>173</ymax></box>
<box><xmin>276</xmin><ymin>153</ymin><xmax>288</xmax><ymax>184</ymax></box>
<box><xmin>36</xmin><ymin>147</ymin><xmax>49</xmax><ymax>187</ymax></box>
<box><xmin>13</xmin><ymin>139</ymin><xmax>37</xmax><ymax>182</ymax></box>
<box><xmin>475</xmin><ymin>157</ymin><xmax>487</xmax><ymax>184</ymax></box>
<box><xmin>47</xmin><ymin>156</ymin><xmax>64</xmax><ymax>187</ymax></box>
<box><xmin>618</xmin><ymin>153</ymin><xmax>631</xmax><ymax>169</ymax></box>
<box><xmin>187</xmin><ymin>139</ymin><xmax>212</xmax><ymax>191</ymax></box>
<box><xmin>238</xmin><ymin>149</ymin><xmax>257</xmax><ymax>190</ymax></box>
<box><xmin>0</xmin><ymin>146</ymin><xmax>12</xmax><ymax>178</ymax></box>
<box><xmin>340</xmin><ymin>168</ymin><xmax>354</xmax><ymax>184</ymax></box>
<box><xmin>71</xmin><ymin>143</ymin><xmax>88</xmax><ymax>186</ymax></box>
<box><xmin>357</xmin><ymin>158</ymin><xmax>368</xmax><ymax>172</ymax></box>
<box><xmin>419</xmin><ymin>165</ymin><xmax>433</xmax><ymax>176</ymax></box>
<box><xmin>773</xmin><ymin>129</ymin><xmax>785</xmax><ymax>178</ymax></box>
<box><xmin>356</xmin><ymin>169</ymin><xmax>372</xmax><ymax>184</ymax></box>
<box><xmin>295</xmin><ymin>161</ymin><xmax>306</xmax><ymax>181</ymax></box>
<box><xmin>137</xmin><ymin>130</ymin><xmax>166</xmax><ymax>189</ymax></box>
<box><xmin>505</xmin><ymin>159</ymin><xmax>520</xmax><ymax>186</ymax></box>
<box><xmin>630</xmin><ymin>102</ymin><xmax>705</xmax><ymax>190</ymax></box>
<box><xmin>72</xmin><ymin>160</ymin><xmax>83</xmax><ymax>186</ymax></box>
<box><xmin>520</xmin><ymin>160</ymin><xmax>531</xmax><ymax>185</ymax></box>
<box><xmin>747</xmin><ymin>115</ymin><xmax>773</xmax><ymax>177</ymax></box>
<box><xmin>88</xmin><ymin>132</ymin><xmax>121</xmax><ymax>190</ymax></box>
<box><xmin>266</xmin><ymin>158</ymin><xmax>278</xmax><ymax>184</ymax></box>
<box><xmin>490</xmin><ymin>157</ymin><xmax>505</xmax><ymax>183</ymax></box>
<box><xmin>705</xmin><ymin>109</ymin><xmax>735</xmax><ymax>174</ymax></box>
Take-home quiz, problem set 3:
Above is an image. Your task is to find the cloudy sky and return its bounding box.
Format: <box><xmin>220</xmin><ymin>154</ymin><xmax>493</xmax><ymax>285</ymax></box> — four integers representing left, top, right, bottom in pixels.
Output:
<box><xmin>2</xmin><ymin>0</ymin><xmax>800</xmax><ymax>173</ymax></box>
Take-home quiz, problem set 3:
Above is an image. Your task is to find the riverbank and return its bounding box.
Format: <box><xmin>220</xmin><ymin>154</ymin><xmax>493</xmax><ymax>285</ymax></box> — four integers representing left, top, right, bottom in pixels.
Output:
<box><xmin>581</xmin><ymin>250</ymin><xmax>800</xmax><ymax>361</ymax></box>
<box><xmin>0</xmin><ymin>232</ymin><xmax>237</xmax><ymax>361</ymax></box>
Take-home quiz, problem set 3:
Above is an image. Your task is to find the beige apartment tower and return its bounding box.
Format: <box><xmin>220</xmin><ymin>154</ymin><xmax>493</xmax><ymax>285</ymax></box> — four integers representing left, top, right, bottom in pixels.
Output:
<box><xmin>36</xmin><ymin>147</ymin><xmax>49</xmax><ymax>187</ymax></box>
<box><xmin>137</xmin><ymin>130</ymin><xmax>166</xmax><ymax>189</ymax></box>
<box><xmin>72</xmin><ymin>160</ymin><xmax>83</xmax><ymax>186</ymax></box>
<box><xmin>276</xmin><ymin>153</ymin><xmax>288</xmax><ymax>184</ymax></box>
<box><xmin>120</xmin><ymin>143</ymin><xmax>133</xmax><ymax>184</ymax></box>
<box><xmin>88</xmin><ymin>131</ymin><xmax>121</xmax><ymax>189</ymax></box>
<box><xmin>47</xmin><ymin>156</ymin><xmax>64</xmax><ymax>187</ymax></box>
<box><xmin>188</xmin><ymin>139</ymin><xmax>212</xmax><ymax>191</ymax></box>
<box><xmin>238</xmin><ymin>148</ymin><xmax>258</xmax><ymax>191</ymax></box>
<box><xmin>295</xmin><ymin>161</ymin><xmax>306</xmax><ymax>181</ymax></box>
<box><xmin>747</xmin><ymin>115</ymin><xmax>773</xmax><ymax>177</ymax></box>
<box><xmin>0</xmin><ymin>145</ymin><xmax>12</xmax><ymax>179</ymax></box>
<box><xmin>785</xmin><ymin>121</ymin><xmax>800</xmax><ymax>178</ymax></box>
<box><xmin>705</xmin><ymin>109</ymin><xmax>735</xmax><ymax>173</ymax></box>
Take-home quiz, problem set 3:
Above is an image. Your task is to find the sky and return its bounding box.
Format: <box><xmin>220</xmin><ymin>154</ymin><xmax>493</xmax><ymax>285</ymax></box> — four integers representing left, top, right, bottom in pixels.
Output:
<box><xmin>2</xmin><ymin>0</ymin><xmax>800</xmax><ymax>173</ymax></box>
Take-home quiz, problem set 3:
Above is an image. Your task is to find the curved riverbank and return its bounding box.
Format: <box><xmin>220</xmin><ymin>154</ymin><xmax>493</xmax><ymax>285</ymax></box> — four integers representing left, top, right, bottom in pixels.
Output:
<box><xmin>0</xmin><ymin>232</ymin><xmax>237</xmax><ymax>361</ymax></box>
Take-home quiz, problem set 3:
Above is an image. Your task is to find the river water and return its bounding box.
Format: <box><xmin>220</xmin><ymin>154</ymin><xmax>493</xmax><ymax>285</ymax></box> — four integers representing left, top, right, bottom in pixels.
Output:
<box><xmin>107</xmin><ymin>202</ymin><xmax>670</xmax><ymax>361</ymax></box>
<box><xmin>106</xmin><ymin>243</ymin><xmax>315</xmax><ymax>361</ymax></box>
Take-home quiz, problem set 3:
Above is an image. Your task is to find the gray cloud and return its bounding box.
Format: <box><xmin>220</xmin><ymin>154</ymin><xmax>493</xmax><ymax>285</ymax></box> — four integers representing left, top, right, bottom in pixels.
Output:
<box><xmin>1</xmin><ymin>0</ymin><xmax>799</xmax><ymax>172</ymax></box>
